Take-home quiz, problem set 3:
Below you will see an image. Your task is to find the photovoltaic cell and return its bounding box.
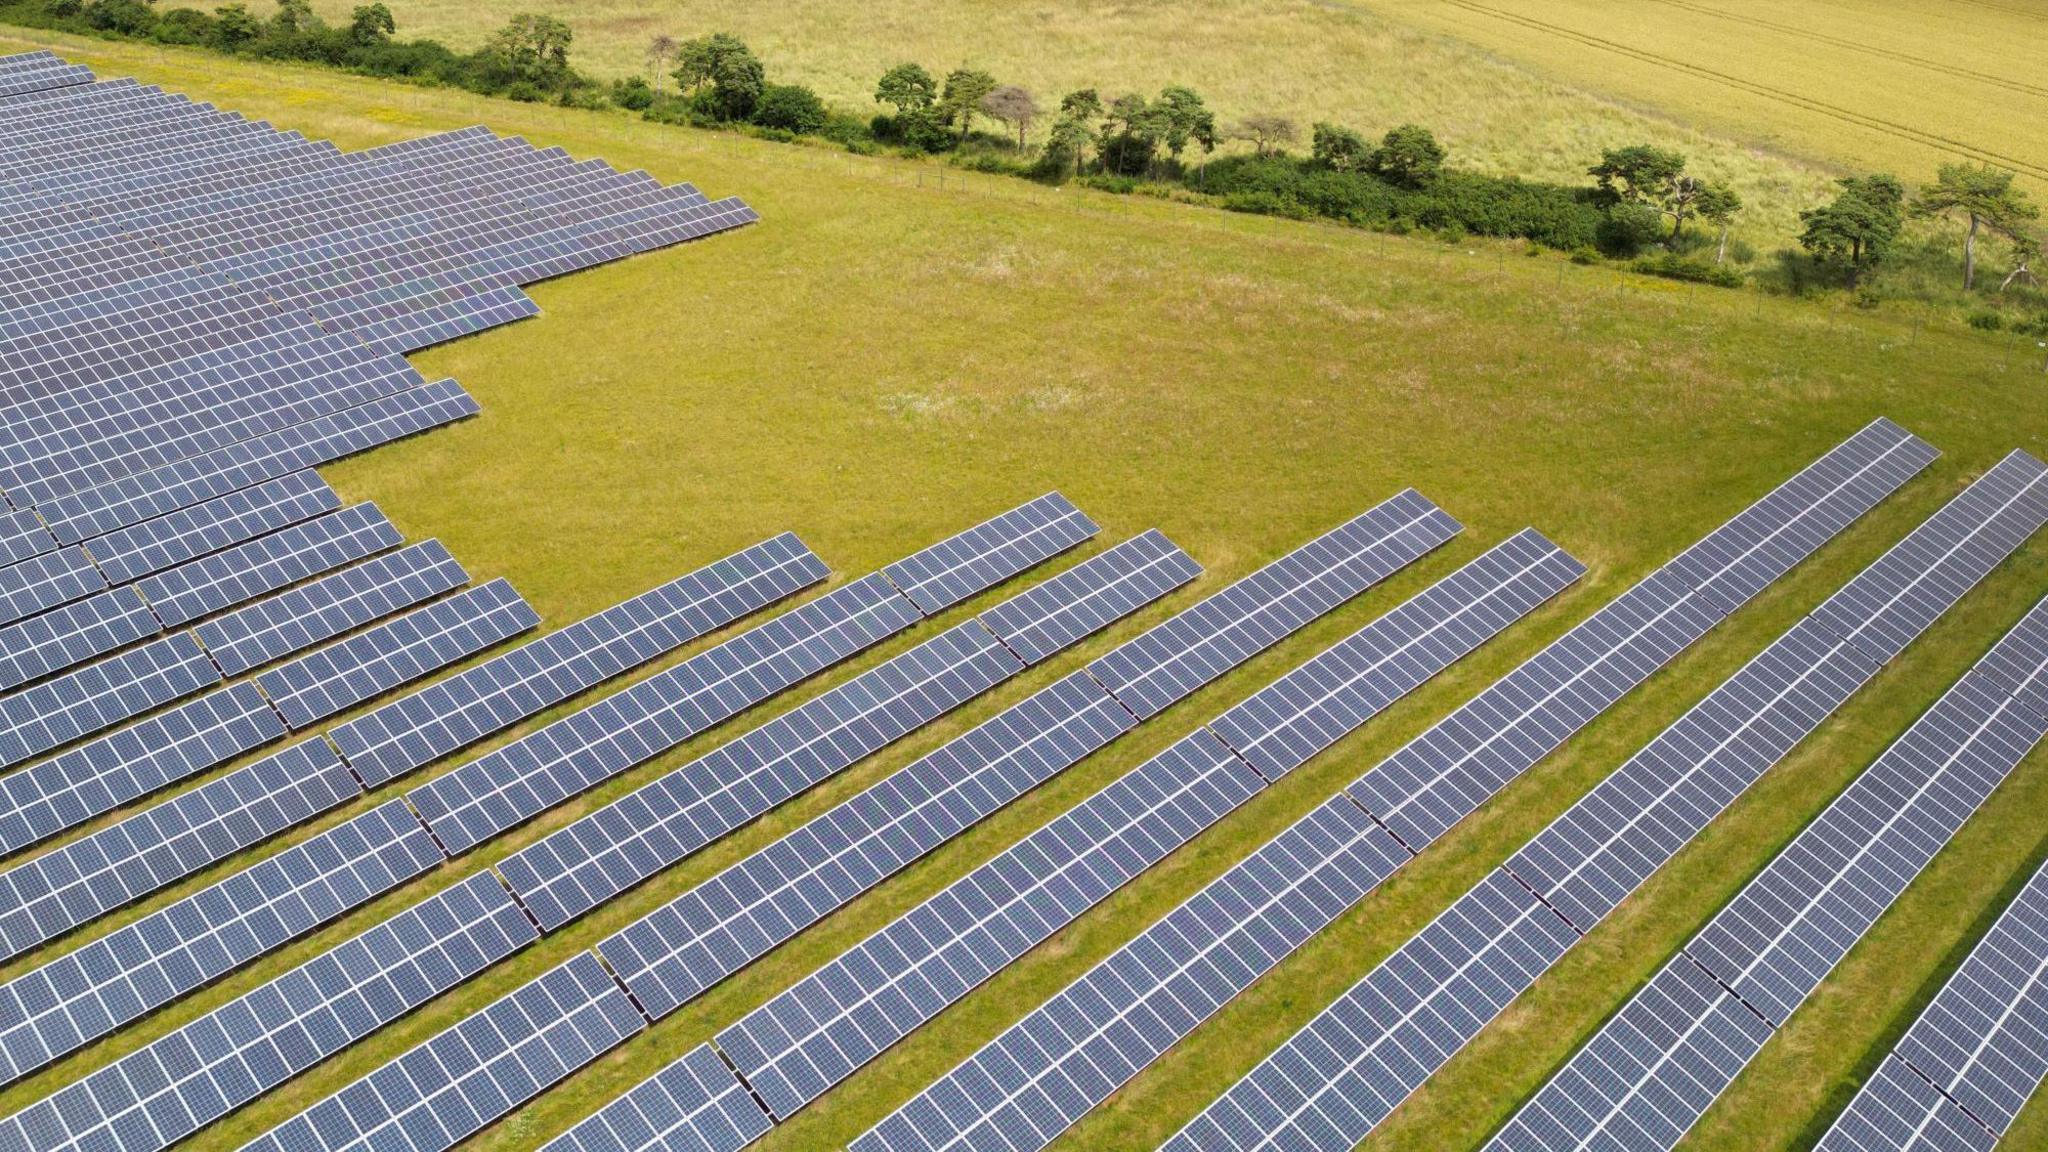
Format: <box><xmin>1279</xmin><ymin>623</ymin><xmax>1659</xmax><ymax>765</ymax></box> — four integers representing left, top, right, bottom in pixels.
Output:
<box><xmin>328</xmin><ymin>533</ymin><xmax>827</xmax><ymax>786</ymax></box>
<box><xmin>0</xmin><ymin>546</ymin><xmax>104</xmax><ymax>628</ymax></box>
<box><xmin>0</xmin><ymin>801</ymin><xmax>441</xmax><ymax>1087</ymax></box>
<box><xmin>978</xmin><ymin>529</ymin><xmax>1200</xmax><ymax>665</ymax></box>
<box><xmin>1087</xmin><ymin>489</ymin><xmax>1460</xmax><ymax>720</ymax></box>
<box><xmin>0</xmin><ymin>682</ymin><xmax>283</xmax><ymax>859</ymax></box>
<box><xmin>81</xmin><ymin>470</ymin><xmax>338</xmax><ymax>585</ymax></box>
<box><xmin>0</xmin><ymin>871</ymin><xmax>536</xmax><ymax>1152</ymax></box>
<box><xmin>240</xmin><ymin>953</ymin><xmax>645</xmax><ymax>1152</ymax></box>
<box><xmin>538</xmin><ymin>1044</ymin><xmax>771</xmax><ymax>1152</ymax></box>
<box><xmin>882</xmin><ymin>492</ymin><xmax>1097</xmax><ymax>614</ymax></box>
<box><xmin>0</xmin><ymin>632</ymin><xmax>220</xmax><ymax>769</ymax></box>
<box><xmin>136</xmin><ymin>502</ymin><xmax>402</xmax><ymax>628</ymax></box>
<box><xmin>0</xmin><ymin>510</ymin><xmax>55</xmax><ymax>569</ymax></box>
<box><xmin>1815</xmin><ymin>1057</ymin><xmax>1996</xmax><ymax>1152</ymax></box>
<box><xmin>0</xmin><ymin>739</ymin><xmax>348</xmax><ymax>968</ymax></box>
<box><xmin>194</xmin><ymin>539</ymin><xmax>469</xmax><ymax>676</ymax></box>
<box><xmin>0</xmin><ymin>586</ymin><xmax>159</xmax><ymax>691</ymax></box>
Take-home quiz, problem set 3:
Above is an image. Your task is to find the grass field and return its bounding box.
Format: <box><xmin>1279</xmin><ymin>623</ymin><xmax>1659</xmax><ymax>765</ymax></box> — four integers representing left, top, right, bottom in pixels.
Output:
<box><xmin>151</xmin><ymin>0</ymin><xmax>1844</xmax><ymax>244</ymax></box>
<box><xmin>3</xmin><ymin>24</ymin><xmax>2048</xmax><ymax>1152</ymax></box>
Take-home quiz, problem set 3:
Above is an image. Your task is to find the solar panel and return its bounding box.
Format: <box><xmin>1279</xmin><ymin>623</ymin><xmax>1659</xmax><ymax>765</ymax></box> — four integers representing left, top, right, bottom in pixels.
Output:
<box><xmin>0</xmin><ymin>738</ymin><xmax>348</xmax><ymax>964</ymax></box>
<box><xmin>36</xmin><ymin>378</ymin><xmax>477</xmax><ymax>545</ymax></box>
<box><xmin>1161</xmin><ymin>871</ymin><xmax>1579</xmax><ymax>1152</ymax></box>
<box><xmin>881</xmin><ymin>492</ymin><xmax>1097</xmax><ymax>614</ymax></box>
<box><xmin>409</xmin><ymin>495</ymin><xmax>1085</xmax><ymax>856</ymax></box>
<box><xmin>81</xmin><ymin>469</ymin><xmax>339</xmax><ymax>585</ymax></box>
<box><xmin>329</xmin><ymin>533</ymin><xmax>827</xmax><ymax>786</ymax></box>
<box><xmin>255</xmin><ymin>577</ymin><xmax>538</xmax><ymax>728</ymax></box>
<box><xmin>0</xmin><ymin>585</ymin><xmax>159</xmax><ymax>691</ymax></box>
<box><xmin>0</xmin><ymin>682</ymin><xmax>283</xmax><ymax>859</ymax></box>
<box><xmin>1087</xmin><ymin>488</ymin><xmax>1460</xmax><ymax>719</ymax></box>
<box><xmin>539</xmin><ymin>1044</ymin><xmax>771</xmax><ymax>1152</ymax></box>
<box><xmin>194</xmin><ymin>539</ymin><xmax>469</xmax><ymax>676</ymax></box>
<box><xmin>1815</xmin><ymin>1057</ymin><xmax>1997</xmax><ymax>1152</ymax></box>
<box><xmin>1482</xmin><ymin>955</ymin><xmax>1774</xmax><ymax>1152</ymax></box>
<box><xmin>0</xmin><ymin>509</ymin><xmax>55</xmax><ymax>569</ymax></box>
<box><xmin>241</xmin><ymin>953</ymin><xmax>645</xmax><ymax>1152</ymax></box>
<box><xmin>0</xmin><ymin>870</ymin><xmax>535</xmax><ymax>1151</ymax></box>
<box><xmin>0</xmin><ymin>546</ymin><xmax>104</xmax><ymax>628</ymax></box>
<box><xmin>501</xmin><ymin>532</ymin><xmax>1196</xmax><ymax>931</ymax></box>
<box><xmin>0</xmin><ymin>632</ymin><xmax>220</xmax><ymax>769</ymax></box>
<box><xmin>852</xmin><ymin>794</ymin><xmax>1413</xmax><ymax>1152</ymax></box>
<box><xmin>978</xmin><ymin>529</ymin><xmax>1200</xmax><ymax>665</ymax></box>
<box><xmin>0</xmin><ymin>801</ymin><xmax>440</xmax><ymax>1085</ymax></box>
<box><xmin>1889</xmin><ymin>856</ymin><xmax>2048</xmax><ymax>1136</ymax></box>
<box><xmin>136</xmin><ymin>502</ymin><xmax>402</xmax><ymax>627</ymax></box>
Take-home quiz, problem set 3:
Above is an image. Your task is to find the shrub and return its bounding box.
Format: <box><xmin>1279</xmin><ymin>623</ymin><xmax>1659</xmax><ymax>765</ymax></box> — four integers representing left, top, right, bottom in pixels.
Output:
<box><xmin>1630</xmin><ymin>254</ymin><xmax>1744</xmax><ymax>288</ymax></box>
<box><xmin>1968</xmin><ymin>310</ymin><xmax>2004</xmax><ymax>331</ymax></box>
<box><xmin>85</xmin><ymin>0</ymin><xmax>154</xmax><ymax>34</ymax></box>
<box><xmin>1597</xmin><ymin>203</ymin><xmax>1664</xmax><ymax>257</ymax></box>
<box><xmin>610</xmin><ymin>75</ymin><xmax>654</xmax><ymax>110</ymax></box>
<box><xmin>753</xmin><ymin>83</ymin><xmax>826</xmax><ymax>133</ymax></box>
<box><xmin>1311</xmin><ymin>122</ymin><xmax>1371</xmax><ymax>172</ymax></box>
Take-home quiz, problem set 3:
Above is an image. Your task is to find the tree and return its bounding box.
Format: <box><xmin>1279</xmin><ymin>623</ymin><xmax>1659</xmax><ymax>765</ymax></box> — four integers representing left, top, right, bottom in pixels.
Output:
<box><xmin>940</xmin><ymin>68</ymin><xmax>998</xmax><ymax>142</ymax></box>
<box><xmin>674</xmin><ymin>32</ymin><xmax>761</xmax><ymax>119</ymax></box>
<box><xmin>1696</xmin><ymin>182</ymin><xmax>1743</xmax><ymax>264</ymax></box>
<box><xmin>348</xmin><ymin>3</ymin><xmax>394</xmax><ymax>46</ymax></box>
<box><xmin>2001</xmin><ymin>232</ymin><xmax>2039</xmax><ymax>292</ymax></box>
<box><xmin>1799</xmin><ymin>174</ymin><xmax>1906</xmax><ymax>288</ymax></box>
<box><xmin>270</xmin><ymin>0</ymin><xmax>319</xmax><ymax>36</ymax></box>
<box><xmin>1370</xmin><ymin>124</ymin><xmax>1445</xmax><ymax>188</ymax></box>
<box><xmin>1042</xmin><ymin>88</ymin><xmax>1102</xmax><ymax>178</ymax></box>
<box><xmin>754</xmin><ymin>84</ymin><xmax>827</xmax><ymax>133</ymax></box>
<box><xmin>213</xmin><ymin>3</ymin><xmax>263</xmax><ymax>48</ymax></box>
<box><xmin>980</xmin><ymin>85</ymin><xmax>1039</xmax><ymax>150</ymax></box>
<box><xmin>486</xmin><ymin>13</ymin><xmax>574</xmax><ymax>87</ymax></box>
<box><xmin>1589</xmin><ymin>145</ymin><xmax>1685</xmax><ymax>205</ymax></box>
<box><xmin>1913</xmin><ymin>162</ymin><xmax>2039</xmax><ymax>290</ymax></box>
<box><xmin>1155</xmin><ymin>86</ymin><xmax>1216</xmax><ymax>170</ymax></box>
<box><xmin>1311</xmin><ymin>122</ymin><xmax>1371</xmax><ymax>172</ymax></box>
<box><xmin>874</xmin><ymin>62</ymin><xmax>937</xmax><ymax>117</ymax></box>
<box><xmin>1097</xmin><ymin>92</ymin><xmax>1168</xmax><ymax>175</ymax></box>
<box><xmin>645</xmin><ymin>34</ymin><xmax>678</xmax><ymax>95</ymax></box>
<box><xmin>1234</xmin><ymin>113</ymin><xmax>1297</xmax><ymax>157</ymax></box>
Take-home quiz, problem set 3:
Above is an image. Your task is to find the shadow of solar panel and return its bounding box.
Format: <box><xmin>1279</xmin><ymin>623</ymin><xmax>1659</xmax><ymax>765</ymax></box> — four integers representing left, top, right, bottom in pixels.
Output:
<box><xmin>501</xmin><ymin>619</ymin><xmax>1024</xmax><ymax>930</ymax></box>
<box><xmin>137</xmin><ymin>502</ymin><xmax>401</xmax><ymax>628</ymax></box>
<box><xmin>1089</xmin><ymin>489</ymin><xmax>1459</xmax><ymax>720</ymax></box>
<box><xmin>0</xmin><ymin>510</ymin><xmax>54</xmax><ymax>569</ymax></box>
<box><xmin>406</xmin><ymin>574</ymin><xmax>921</xmax><ymax>856</ymax></box>
<box><xmin>243</xmin><ymin>953</ymin><xmax>645</xmax><ymax>1152</ymax></box>
<box><xmin>38</xmin><ymin>379</ymin><xmax>477</xmax><ymax>545</ymax></box>
<box><xmin>1162</xmin><ymin>871</ymin><xmax>1579</xmax><ymax>1152</ymax></box>
<box><xmin>978</xmin><ymin>529</ymin><xmax>1201</xmax><ymax>666</ymax></box>
<box><xmin>541</xmin><ymin>1043</ymin><xmax>771</xmax><ymax>1152</ymax></box>
<box><xmin>1815</xmin><ymin>1057</ymin><xmax>1996</xmax><ymax>1152</ymax></box>
<box><xmin>1483</xmin><ymin>955</ymin><xmax>1773</xmax><ymax>1152</ymax></box>
<box><xmin>0</xmin><ymin>586</ymin><xmax>159</xmax><ymax>691</ymax></box>
<box><xmin>0</xmin><ymin>799</ymin><xmax>441</xmax><ymax>1084</ymax></box>
<box><xmin>196</xmin><ymin>539</ymin><xmax>468</xmax><ymax>676</ymax></box>
<box><xmin>501</xmin><ymin>531</ymin><xmax>1190</xmax><ymax>933</ymax></box>
<box><xmin>0</xmin><ymin>632</ymin><xmax>220</xmax><ymax>769</ymax></box>
<box><xmin>882</xmin><ymin>492</ymin><xmax>1098</xmax><ymax>615</ymax></box>
<box><xmin>0</xmin><ymin>546</ymin><xmax>104</xmax><ymax>628</ymax></box>
<box><xmin>257</xmin><ymin>577</ymin><xmax>538</xmax><ymax>729</ymax></box>
<box><xmin>330</xmin><ymin>533</ymin><xmax>826</xmax><ymax>787</ymax></box>
<box><xmin>0</xmin><ymin>869</ymin><xmax>535</xmax><ymax>1151</ymax></box>
<box><xmin>0</xmin><ymin>738</ymin><xmax>349</xmax><ymax>966</ymax></box>
<box><xmin>0</xmin><ymin>681</ymin><xmax>282</xmax><ymax>858</ymax></box>
<box><xmin>77</xmin><ymin>471</ymin><xmax>338</xmax><ymax>586</ymax></box>
<box><xmin>854</xmin><ymin>794</ymin><xmax>1411</xmax><ymax>1152</ymax></box>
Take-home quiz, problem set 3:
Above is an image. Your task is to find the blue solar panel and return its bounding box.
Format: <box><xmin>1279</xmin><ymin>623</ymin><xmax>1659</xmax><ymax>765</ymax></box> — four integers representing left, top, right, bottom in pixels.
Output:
<box><xmin>0</xmin><ymin>632</ymin><xmax>220</xmax><ymax>769</ymax></box>
<box><xmin>0</xmin><ymin>509</ymin><xmax>55</xmax><ymax>569</ymax></box>
<box><xmin>978</xmin><ymin>529</ymin><xmax>1200</xmax><ymax>665</ymax></box>
<box><xmin>882</xmin><ymin>492</ymin><xmax>1097</xmax><ymax>614</ymax></box>
<box><xmin>540</xmin><ymin>1044</ymin><xmax>771</xmax><ymax>1152</ymax></box>
<box><xmin>0</xmin><ymin>546</ymin><xmax>103</xmax><ymax>628</ymax></box>
<box><xmin>0</xmin><ymin>585</ymin><xmax>159</xmax><ymax>691</ymax></box>
<box><xmin>194</xmin><ymin>539</ymin><xmax>470</xmax><ymax>676</ymax></box>
<box><xmin>80</xmin><ymin>469</ymin><xmax>338</xmax><ymax>585</ymax></box>
<box><xmin>1815</xmin><ymin>1057</ymin><xmax>1997</xmax><ymax>1152</ymax></box>
<box><xmin>329</xmin><ymin>533</ymin><xmax>827</xmax><ymax>786</ymax></box>
<box><xmin>136</xmin><ymin>502</ymin><xmax>401</xmax><ymax>628</ymax></box>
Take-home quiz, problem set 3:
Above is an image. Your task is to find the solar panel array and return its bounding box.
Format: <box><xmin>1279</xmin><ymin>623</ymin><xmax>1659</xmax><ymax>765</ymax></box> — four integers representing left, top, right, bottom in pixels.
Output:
<box><xmin>247</xmin><ymin>498</ymin><xmax>1464</xmax><ymax>1152</ymax></box>
<box><xmin>689</xmin><ymin>530</ymin><xmax>1576</xmax><ymax>1133</ymax></box>
<box><xmin>850</xmin><ymin>419</ymin><xmax>1937</xmax><ymax>1152</ymax></box>
<box><xmin>1486</xmin><ymin>490</ymin><xmax>2048</xmax><ymax>1152</ymax></box>
<box><xmin>1162</xmin><ymin>452</ymin><xmax>2048</xmax><ymax>1152</ymax></box>
<box><xmin>194</xmin><ymin>539</ymin><xmax>467</xmax><ymax>676</ymax></box>
<box><xmin>0</xmin><ymin>498</ymin><xmax>1094</xmax><ymax>1152</ymax></box>
<box><xmin>408</xmin><ymin>493</ymin><xmax>1098</xmax><ymax>855</ymax></box>
<box><xmin>0</xmin><ymin>56</ymin><xmax>749</xmax><ymax>554</ymax></box>
<box><xmin>502</xmin><ymin>529</ymin><xmax>1201</xmax><ymax>932</ymax></box>
<box><xmin>1816</xmin><ymin>853</ymin><xmax>2048</xmax><ymax>1152</ymax></box>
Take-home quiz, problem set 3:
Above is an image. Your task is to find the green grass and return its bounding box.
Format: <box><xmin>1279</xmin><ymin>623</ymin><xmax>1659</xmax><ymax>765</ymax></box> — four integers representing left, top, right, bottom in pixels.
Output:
<box><xmin>2</xmin><ymin>26</ymin><xmax>2048</xmax><ymax>1152</ymax></box>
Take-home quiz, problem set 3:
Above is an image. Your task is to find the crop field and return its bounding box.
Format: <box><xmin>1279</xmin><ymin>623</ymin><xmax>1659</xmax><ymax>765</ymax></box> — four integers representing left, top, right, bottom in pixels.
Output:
<box><xmin>2</xmin><ymin>23</ymin><xmax>2048</xmax><ymax>1152</ymax></box>
<box><xmin>152</xmin><ymin>0</ymin><xmax>1842</xmax><ymax>244</ymax></box>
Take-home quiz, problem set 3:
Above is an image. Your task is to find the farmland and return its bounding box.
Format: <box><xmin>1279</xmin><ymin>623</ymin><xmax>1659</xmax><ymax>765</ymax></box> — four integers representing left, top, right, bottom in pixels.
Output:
<box><xmin>0</xmin><ymin>16</ymin><xmax>2045</xmax><ymax>1152</ymax></box>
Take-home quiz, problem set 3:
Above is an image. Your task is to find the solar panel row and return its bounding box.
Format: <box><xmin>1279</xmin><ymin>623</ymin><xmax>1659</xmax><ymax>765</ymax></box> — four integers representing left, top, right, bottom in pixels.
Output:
<box><xmin>693</xmin><ymin>530</ymin><xmax>1576</xmax><ymax>1132</ymax></box>
<box><xmin>1163</xmin><ymin>453</ymin><xmax>2048</xmax><ymax>1152</ymax></box>
<box><xmin>0</xmin><ymin>586</ymin><xmax>159</xmax><ymax>692</ymax></box>
<box><xmin>0</xmin><ymin>498</ymin><xmax>1092</xmax><ymax>1150</ymax></box>
<box><xmin>83</xmin><ymin>470</ymin><xmax>338</xmax><ymax>586</ymax></box>
<box><xmin>1487</xmin><ymin>484</ymin><xmax>2048</xmax><ymax>1152</ymax></box>
<box><xmin>194</xmin><ymin>539</ymin><xmax>469</xmax><ymax>677</ymax></box>
<box><xmin>849</xmin><ymin>419</ymin><xmax>1937</xmax><ymax>1152</ymax></box>
<box><xmin>502</xmin><ymin>529</ymin><xmax>1200</xmax><ymax>932</ymax></box>
<box><xmin>137</xmin><ymin>501</ymin><xmax>401</xmax><ymax>628</ymax></box>
<box><xmin>247</xmin><ymin>498</ymin><xmax>1474</xmax><ymax>1147</ymax></box>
